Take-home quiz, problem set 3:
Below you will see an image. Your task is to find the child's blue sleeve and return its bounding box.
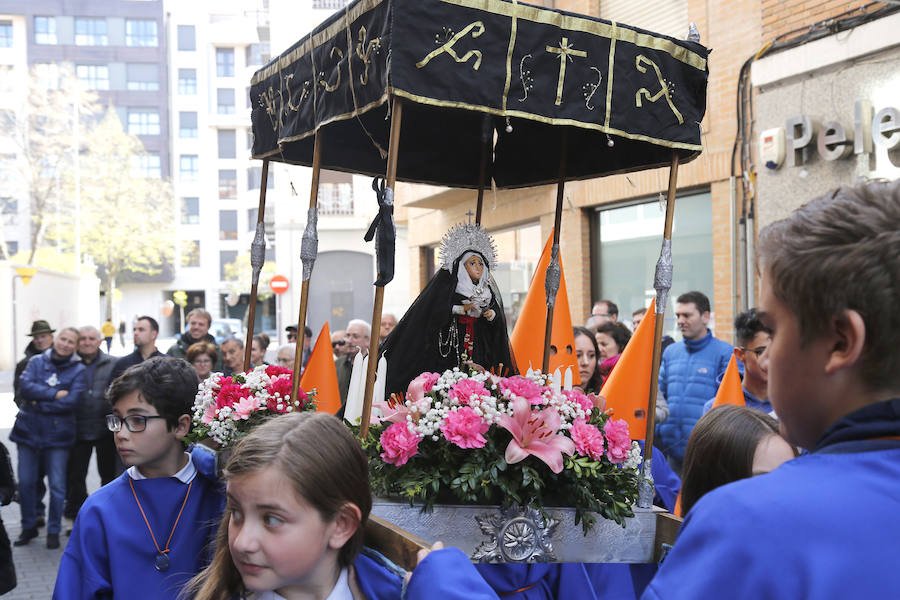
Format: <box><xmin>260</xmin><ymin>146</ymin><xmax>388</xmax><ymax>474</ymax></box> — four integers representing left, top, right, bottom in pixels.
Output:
<box><xmin>53</xmin><ymin>510</ymin><xmax>113</xmax><ymax>599</ymax></box>
<box><xmin>406</xmin><ymin>548</ymin><xmax>500</xmax><ymax>600</ymax></box>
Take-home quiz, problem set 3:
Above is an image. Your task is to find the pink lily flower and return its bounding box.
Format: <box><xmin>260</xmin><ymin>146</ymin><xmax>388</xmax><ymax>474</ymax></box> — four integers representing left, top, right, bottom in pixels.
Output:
<box><xmin>498</xmin><ymin>396</ymin><xmax>575</xmax><ymax>474</ymax></box>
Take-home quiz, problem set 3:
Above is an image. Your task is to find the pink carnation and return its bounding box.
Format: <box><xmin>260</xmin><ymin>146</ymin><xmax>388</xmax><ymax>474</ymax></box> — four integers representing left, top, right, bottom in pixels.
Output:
<box><xmin>570</xmin><ymin>419</ymin><xmax>605</xmax><ymax>461</ymax></box>
<box><xmin>201</xmin><ymin>403</ymin><xmax>218</xmax><ymax>425</ymax></box>
<box><xmin>265</xmin><ymin>365</ymin><xmax>294</xmax><ymax>377</ymax></box>
<box><xmin>499</xmin><ymin>376</ymin><xmax>544</xmax><ymax>404</ymax></box>
<box><xmin>562</xmin><ymin>389</ymin><xmax>593</xmax><ymax>414</ymax></box>
<box><xmin>216</xmin><ymin>381</ymin><xmax>252</xmax><ymax>409</ymax></box>
<box><xmin>603</xmin><ymin>418</ymin><xmax>631</xmax><ymax>464</ymax></box>
<box><xmin>449</xmin><ymin>378</ymin><xmax>488</xmax><ymax>405</ymax></box>
<box><xmin>440</xmin><ymin>407</ymin><xmax>490</xmax><ymax>449</ymax></box>
<box><xmin>265</xmin><ymin>377</ymin><xmax>295</xmax><ymax>413</ymax></box>
<box><xmin>411</xmin><ymin>372</ymin><xmax>440</xmax><ymax>393</ymax></box>
<box><xmin>379</xmin><ymin>422</ymin><xmax>422</xmax><ymax>466</ymax></box>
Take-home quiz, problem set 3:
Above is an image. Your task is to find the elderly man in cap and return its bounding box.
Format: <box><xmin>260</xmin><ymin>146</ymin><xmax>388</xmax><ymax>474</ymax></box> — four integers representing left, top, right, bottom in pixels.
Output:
<box><xmin>12</xmin><ymin>320</ymin><xmax>56</xmax><ymax>529</ymax></box>
<box><xmin>14</xmin><ymin>320</ymin><xmax>56</xmax><ymax>405</ymax></box>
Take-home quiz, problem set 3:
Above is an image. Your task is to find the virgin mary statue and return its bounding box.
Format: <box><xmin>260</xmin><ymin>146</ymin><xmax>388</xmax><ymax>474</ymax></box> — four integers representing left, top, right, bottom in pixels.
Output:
<box><xmin>381</xmin><ymin>223</ymin><xmax>515</xmax><ymax>399</ymax></box>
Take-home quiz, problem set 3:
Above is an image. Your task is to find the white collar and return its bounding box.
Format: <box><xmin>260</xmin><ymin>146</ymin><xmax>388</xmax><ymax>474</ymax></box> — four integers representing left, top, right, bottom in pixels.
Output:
<box><xmin>127</xmin><ymin>452</ymin><xmax>196</xmax><ymax>483</ymax></box>
<box><xmin>248</xmin><ymin>568</ymin><xmax>351</xmax><ymax>600</ymax></box>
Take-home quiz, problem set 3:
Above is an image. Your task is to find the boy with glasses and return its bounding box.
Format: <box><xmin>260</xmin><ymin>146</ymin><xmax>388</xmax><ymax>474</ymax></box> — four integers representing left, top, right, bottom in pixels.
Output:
<box><xmin>702</xmin><ymin>308</ymin><xmax>773</xmax><ymax>415</ymax></box>
<box><xmin>55</xmin><ymin>357</ymin><xmax>222</xmax><ymax>598</ymax></box>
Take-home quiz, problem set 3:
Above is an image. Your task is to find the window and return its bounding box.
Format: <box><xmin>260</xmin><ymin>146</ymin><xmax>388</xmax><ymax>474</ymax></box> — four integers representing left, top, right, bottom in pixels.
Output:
<box><xmin>313</xmin><ymin>0</ymin><xmax>351</xmax><ymax>8</ymax></box>
<box><xmin>217</xmin><ymin>88</ymin><xmax>235</xmax><ymax>114</ymax></box>
<box><xmin>247</xmin><ymin>208</ymin><xmax>258</xmax><ymax>230</ymax></box>
<box><xmin>218</xmin><ymin>169</ymin><xmax>237</xmax><ymax>199</ymax></box>
<box><xmin>179</xmin><ymin>155</ymin><xmax>199</xmax><ymax>182</ymax></box>
<box><xmin>126</xmin><ymin>19</ymin><xmax>157</xmax><ymax>47</ymax></box>
<box><xmin>217</xmin><ymin>129</ymin><xmax>236</xmax><ymax>159</ymax></box>
<box><xmin>177</xmin><ymin>69</ymin><xmax>197</xmax><ymax>95</ymax></box>
<box><xmin>35</xmin><ymin>63</ymin><xmax>60</xmax><ymax>89</ymax></box>
<box><xmin>131</xmin><ymin>153</ymin><xmax>161</xmax><ymax>178</ymax></box>
<box><xmin>177</xmin><ymin>25</ymin><xmax>195</xmax><ymax>51</ymax></box>
<box><xmin>220</xmin><ymin>250</ymin><xmax>237</xmax><ymax>279</ymax></box>
<box><xmin>594</xmin><ymin>192</ymin><xmax>713</xmax><ymax>337</ymax></box>
<box><xmin>76</xmin><ymin>65</ymin><xmax>109</xmax><ymax>90</ymax></box>
<box><xmin>126</xmin><ymin>64</ymin><xmax>159</xmax><ymax>91</ymax></box>
<box><xmin>216</xmin><ymin>48</ymin><xmax>234</xmax><ymax>77</ymax></box>
<box><xmin>317</xmin><ymin>183</ymin><xmax>354</xmax><ymax>216</ymax></box>
<box><xmin>34</xmin><ymin>17</ymin><xmax>56</xmax><ymax>44</ymax></box>
<box><xmin>127</xmin><ymin>109</ymin><xmax>160</xmax><ymax>135</ymax></box>
<box><xmin>181</xmin><ymin>197</ymin><xmax>200</xmax><ymax>224</ymax></box>
<box><xmin>75</xmin><ymin>18</ymin><xmax>107</xmax><ymax>46</ymax></box>
<box><xmin>181</xmin><ymin>240</ymin><xmax>200</xmax><ymax>267</ymax></box>
<box><xmin>179</xmin><ymin>112</ymin><xmax>197</xmax><ymax>138</ymax></box>
<box><xmin>219</xmin><ymin>210</ymin><xmax>238</xmax><ymax>240</ymax></box>
<box><xmin>2</xmin><ymin>197</ymin><xmax>18</xmax><ymax>214</ymax></box>
<box><xmin>0</xmin><ymin>20</ymin><xmax>12</xmax><ymax>48</ymax></box>
<box><xmin>0</xmin><ymin>110</ymin><xmax>13</xmax><ymax>129</ymax></box>
<box><xmin>247</xmin><ymin>166</ymin><xmax>274</xmax><ymax>190</ymax></box>
<box><xmin>246</xmin><ymin>43</ymin><xmax>270</xmax><ymax>66</ymax></box>
<box><xmin>6</xmin><ymin>241</ymin><xmax>18</xmax><ymax>256</ymax></box>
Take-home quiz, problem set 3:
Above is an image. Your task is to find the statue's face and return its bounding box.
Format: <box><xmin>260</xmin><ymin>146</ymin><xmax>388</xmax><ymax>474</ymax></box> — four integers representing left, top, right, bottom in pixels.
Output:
<box><xmin>464</xmin><ymin>255</ymin><xmax>484</xmax><ymax>283</ymax></box>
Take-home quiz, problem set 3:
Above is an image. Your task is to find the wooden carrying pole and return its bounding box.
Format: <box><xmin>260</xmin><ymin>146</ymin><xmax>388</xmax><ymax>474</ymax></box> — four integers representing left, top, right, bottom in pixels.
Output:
<box><xmin>242</xmin><ymin>159</ymin><xmax>270</xmax><ymax>371</ymax></box>
<box><xmin>541</xmin><ymin>135</ymin><xmax>567</xmax><ymax>373</ymax></box>
<box><xmin>474</xmin><ymin>113</ymin><xmax>492</xmax><ymax>225</ymax></box>
<box><xmin>360</xmin><ymin>98</ymin><xmax>404</xmax><ymax>438</ymax></box>
<box><xmin>639</xmin><ymin>151</ymin><xmax>680</xmax><ymax>508</ymax></box>
<box><xmin>290</xmin><ymin>133</ymin><xmax>323</xmax><ymax>403</ymax></box>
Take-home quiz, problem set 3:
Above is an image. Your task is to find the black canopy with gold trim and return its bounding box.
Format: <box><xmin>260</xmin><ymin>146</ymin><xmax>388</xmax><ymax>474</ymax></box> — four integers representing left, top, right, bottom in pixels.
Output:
<box><xmin>250</xmin><ymin>0</ymin><xmax>709</xmax><ymax>189</ymax></box>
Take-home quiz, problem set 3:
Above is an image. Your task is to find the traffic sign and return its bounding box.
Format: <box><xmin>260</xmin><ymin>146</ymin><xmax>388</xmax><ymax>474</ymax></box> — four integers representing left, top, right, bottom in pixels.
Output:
<box><xmin>269</xmin><ymin>274</ymin><xmax>289</xmax><ymax>295</ymax></box>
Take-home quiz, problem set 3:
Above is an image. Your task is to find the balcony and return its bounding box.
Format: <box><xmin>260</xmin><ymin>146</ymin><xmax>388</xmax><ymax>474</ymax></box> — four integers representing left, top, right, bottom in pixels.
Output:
<box><xmin>317</xmin><ymin>182</ymin><xmax>354</xmax><ymax>216</ymax></box>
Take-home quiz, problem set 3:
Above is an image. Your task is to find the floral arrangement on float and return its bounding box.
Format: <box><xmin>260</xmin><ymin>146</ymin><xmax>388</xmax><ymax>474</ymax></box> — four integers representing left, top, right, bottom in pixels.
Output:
<box><xmin>188</xmin><ymin>365</ymin><xmax>316</xmax><ymax>447</ymax></box>
<box><xmin>357</xmin><ymin>367</ymin><xmax>641</xmax><ymax>531</ymax></box>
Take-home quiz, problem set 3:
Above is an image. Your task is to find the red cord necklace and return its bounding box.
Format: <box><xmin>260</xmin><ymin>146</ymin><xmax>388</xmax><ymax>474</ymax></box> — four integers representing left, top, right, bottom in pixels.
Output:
<box><xmin>129</xmin><ymin>477</ymin><xmax>193</xmax><ymax>572</ymax></box>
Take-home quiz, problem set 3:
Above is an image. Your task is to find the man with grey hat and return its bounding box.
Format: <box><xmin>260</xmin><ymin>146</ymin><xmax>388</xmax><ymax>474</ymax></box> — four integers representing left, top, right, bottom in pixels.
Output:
<box><xmin>14</xmin><ymin>320</ymin><xmax>56</xmax><ymax>406</ymax></box>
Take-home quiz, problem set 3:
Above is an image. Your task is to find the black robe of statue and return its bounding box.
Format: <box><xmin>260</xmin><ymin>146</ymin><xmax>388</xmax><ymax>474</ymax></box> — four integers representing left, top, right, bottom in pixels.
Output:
<box><xmin>381</xmin><ymin>252</ymin><xmax>515</xmax><ymax>400</ymax></box>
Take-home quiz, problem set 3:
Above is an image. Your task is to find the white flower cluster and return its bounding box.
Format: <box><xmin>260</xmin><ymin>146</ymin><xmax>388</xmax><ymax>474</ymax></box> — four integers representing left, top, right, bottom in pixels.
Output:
<box><xmin>190</xmin><ymin>365</ymin><xmax>288</xmax><ymax>446</ymax></box>
<box><xmin>622</xmin><ymin>441</ymin><xmax>643</xmax><ymax>472</ymax></box>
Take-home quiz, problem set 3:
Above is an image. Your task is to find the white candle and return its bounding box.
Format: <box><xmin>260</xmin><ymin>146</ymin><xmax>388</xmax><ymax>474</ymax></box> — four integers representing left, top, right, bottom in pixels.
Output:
<box><xmin>344</xmin><ymin>353</ymin><xmax>365</xmax><ymax>424</ymax></box>
<box><xmin>552</xmin><ymin>368</ymin><xmax>562</xmax><ymax>392</ymax></box>
<box><xmin>564</xmin><ymin>367</ymin><xmax>573</xmax><ymax>391</ymax></box>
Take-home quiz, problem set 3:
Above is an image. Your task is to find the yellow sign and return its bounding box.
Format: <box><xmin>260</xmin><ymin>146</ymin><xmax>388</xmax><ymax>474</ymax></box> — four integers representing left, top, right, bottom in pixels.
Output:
<box><xmin>16</xmin><ymin>267</ymin><xmax>37</xmax><ymax>286</ymax></box>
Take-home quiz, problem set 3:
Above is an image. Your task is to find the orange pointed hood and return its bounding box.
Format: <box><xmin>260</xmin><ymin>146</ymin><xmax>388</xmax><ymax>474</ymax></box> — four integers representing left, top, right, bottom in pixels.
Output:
<box><xmin>600</xmin><ymin>299</ymin><xmax>656</xmax><ymax>440</ymax></box>
<box><xmin>509</xmin><ymin>231</ymin><xmax>579</xmax><ymax>383</ymax></box>
<box><xmin>299</xmin><ymin>323</ymin><xmax>342</xmax><ymax>415</ymax></box>
<box><xmin>711</xmin><ymin>353</ymin><xmax>744</xmax><ymax>408</ymax></box>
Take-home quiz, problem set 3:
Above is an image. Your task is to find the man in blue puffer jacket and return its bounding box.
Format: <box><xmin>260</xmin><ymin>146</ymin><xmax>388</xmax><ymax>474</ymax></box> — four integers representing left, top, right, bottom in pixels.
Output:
<box><xmin>655</xmin><ymin>291</ymin><xmax>732</xmax><ymax>474</ymax></box>
<box><xmin>11</xmin><ymin>327</ymin><xmax>86</xmax><ymax>549</ymax></box>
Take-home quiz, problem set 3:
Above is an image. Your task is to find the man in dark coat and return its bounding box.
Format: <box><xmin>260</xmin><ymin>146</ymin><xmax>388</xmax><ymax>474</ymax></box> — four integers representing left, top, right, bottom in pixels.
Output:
<box><xmin>63</xmin><ymin>326</ymin><xmax>119</xmax><ymax>520</ymax></box>
<box><xmin>12</xmin><ymin>320</ymin><xmax>55</xmax><ymax>527</ymax></box>
<box><xmin>109</xmin><ymin>316</ymin><xmax>164</xmax><ymax>384</ymax></box>
<box><xmin>14</xmin><ymin>320</ymin><xmax>56</xmax><ymax>406</ymax></box>
<box><xmin>166</xmin><ymin>308</ymin><xmax>222</xmax><ymax>369</ymax></box>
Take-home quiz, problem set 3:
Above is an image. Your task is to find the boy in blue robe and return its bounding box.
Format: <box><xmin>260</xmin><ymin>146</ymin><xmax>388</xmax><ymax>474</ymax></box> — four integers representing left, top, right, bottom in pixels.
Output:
<box><xmin>54</xmin><ymin>357</ymin><xmax>224</xmax><ymax>599</ymax></box>
<box><xmin>643</xmin><ymin>181</ymin><xmax>900</xmax><ymax>598</ymax></box>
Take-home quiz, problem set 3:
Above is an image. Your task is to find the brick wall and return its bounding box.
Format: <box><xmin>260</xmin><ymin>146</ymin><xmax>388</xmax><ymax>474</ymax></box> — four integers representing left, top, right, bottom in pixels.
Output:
<box><xmin>761</xmin><ymin>0</ymin><xmax>872</xmax><ymax>43</ymax></box>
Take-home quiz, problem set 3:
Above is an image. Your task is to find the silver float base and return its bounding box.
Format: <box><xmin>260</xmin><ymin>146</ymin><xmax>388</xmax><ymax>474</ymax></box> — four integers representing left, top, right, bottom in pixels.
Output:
<box><xmin>371</xmin><ymin>499</ymin><xmax>663</xmax><ymax>563</ymax></box>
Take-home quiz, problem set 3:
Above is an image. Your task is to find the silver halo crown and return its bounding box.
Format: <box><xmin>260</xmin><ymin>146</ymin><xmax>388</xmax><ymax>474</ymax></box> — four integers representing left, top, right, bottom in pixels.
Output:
<box><xmin>438</xmin><ymin>223</ymin><xmax>498</xmax><ymax>272</ymax></box>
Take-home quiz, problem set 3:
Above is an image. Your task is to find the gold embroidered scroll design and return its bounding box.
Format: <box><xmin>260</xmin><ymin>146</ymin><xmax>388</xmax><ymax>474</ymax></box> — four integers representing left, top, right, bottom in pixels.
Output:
<box><xmin>635</xmin><ymin>55</ymin><xmax>684</xmax><ymax>124</ymax></box>
<box><xmin>356</xmin><ymin>26</ymin><xmax>382</xmax><ymax>85</ymax></box>
<box><xmin>546</xmin><ymin>37</ymin><xmax>587</xmax><ymax>106</ymax></box>
<box><xmin>582</xmin><ymin>67</ymin><xmax>602</xmax><ymax>111</ymax></box>
<box><xmin>318</xmin><ymin>47</ymin><xmax>344</xmax><ymax>92</ymax></box>
<box><xmin>416</xmin><ymin>21</ymin><xmax>486</xmax><ymax>71</ymax></box>
<box><xmin>284</xmin><ymin>74</ymin><xmax>311</xmax><ymax>112</ymax></box>
<box><xmin>518</xmin><ymin>54</ymin><xmax>533</xmax><ymax>102</ymax></box>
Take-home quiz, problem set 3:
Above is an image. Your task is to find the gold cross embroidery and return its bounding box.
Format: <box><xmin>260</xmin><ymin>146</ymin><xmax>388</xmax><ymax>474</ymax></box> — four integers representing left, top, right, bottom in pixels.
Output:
<box><xmin>546</xmin><ymin>37</ymin><xmax>587</xmax><ymax>106</ymax></box>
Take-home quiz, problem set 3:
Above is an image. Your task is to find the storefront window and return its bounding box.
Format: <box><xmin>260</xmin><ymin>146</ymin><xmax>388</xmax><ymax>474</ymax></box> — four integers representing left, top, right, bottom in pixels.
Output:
<box><xmin>491</xmin><ymin>223</ymin><xmax>542</xmax><ymax>330</ymax></box>
<box><xmin>593</xmin><ymin>191</ymin><xmax>713</xmax><ymax>336</ymax></box>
